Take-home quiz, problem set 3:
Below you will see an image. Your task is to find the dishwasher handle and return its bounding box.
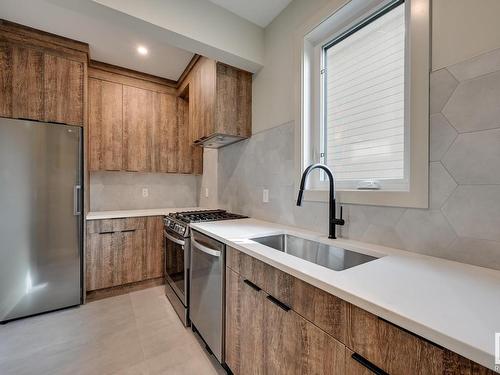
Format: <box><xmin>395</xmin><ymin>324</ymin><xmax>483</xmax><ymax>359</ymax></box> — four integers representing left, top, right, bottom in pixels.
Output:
<box><xmin>192</xmin><ymin>237</ymin><xmax>221</xmax><ymax>257</ymax></box>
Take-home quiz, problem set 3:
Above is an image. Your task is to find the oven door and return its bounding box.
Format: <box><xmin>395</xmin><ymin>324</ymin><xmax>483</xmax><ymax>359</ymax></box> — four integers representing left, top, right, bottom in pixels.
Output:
<box><xmin>164</xmin><ymin>229</ymin><xmax>188</xmax><ymax>306</ymax></box>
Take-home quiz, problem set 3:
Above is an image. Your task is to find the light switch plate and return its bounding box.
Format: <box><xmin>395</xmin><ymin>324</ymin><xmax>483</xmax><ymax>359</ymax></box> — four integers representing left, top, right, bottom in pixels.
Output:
<box><xmin>142</xmin><ymin>188</ymin><xmax>149</xmax><ymax>198</ymax></box>
<box><xmin>205</xmin><ymin>188</ymin><xmax>209</xmax><ymax>198</ymax></box>
<box><xmin>262</xmin><ymin>189</ymin><xmax>269</xmax><ymax>203</ymax></box>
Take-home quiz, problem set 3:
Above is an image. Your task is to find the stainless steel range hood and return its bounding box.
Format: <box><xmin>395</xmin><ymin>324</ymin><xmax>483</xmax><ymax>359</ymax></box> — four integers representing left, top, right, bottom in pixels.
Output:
<box><xmin>194</xmin><ymin>133</ymin><xmax>246</xmax><ymax>149</ymax></box>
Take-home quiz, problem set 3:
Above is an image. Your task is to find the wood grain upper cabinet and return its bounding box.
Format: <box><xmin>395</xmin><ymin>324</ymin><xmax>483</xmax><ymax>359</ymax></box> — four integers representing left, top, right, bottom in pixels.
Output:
<box><xmin>177</xmin><ymin>97</ymin><xmax>193</xmax><ymax>174</ymax></box>
<box><xmin>89</xmin><ymin>78</ymin><xmax>123</xmax><ymax>171</ymax></box>
<box><xmin>181</xmin><ymin>57</ymin><xmax>252</xmax><ymax>147</ymax></box>
<box><xmin>153</xmin><ymin>92</ymin><xmax>178</xmax><ymax>173</ymax></box>
<box><xmin>123</xmin><ymin>85</ymin><xmax>154</xmax><ymax>172</ymax></box>
<box><xmin>0</xmin><ymin>21</ymin><xmax>87</xmax><ymax>125</ymax></box>
<box><xmin>43</xmin><ymin>54</ymin><xmax>84</xmax><ymax>126</ymax></box>
<box><xmin>0</xmin><ymin>44</ymin><xmax>44</xmax><ymax>120</ymax></box>
<box><xmin>215</xmin><ymin>62</ymin><xmax>251</xmax><ymax>138</ymax></box>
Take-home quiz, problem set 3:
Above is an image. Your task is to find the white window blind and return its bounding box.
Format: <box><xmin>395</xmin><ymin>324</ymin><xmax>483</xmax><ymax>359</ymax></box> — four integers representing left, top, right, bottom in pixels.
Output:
<box><xmin>324</xmin><ymin>2</ymin><xmax>405</xmax><ymax>183</ymax></box>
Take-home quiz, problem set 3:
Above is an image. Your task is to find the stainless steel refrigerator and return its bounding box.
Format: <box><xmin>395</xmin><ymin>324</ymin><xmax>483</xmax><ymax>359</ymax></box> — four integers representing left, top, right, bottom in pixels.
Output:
<box><xmin>0</xmin><ymin>118</ymin><xmax>83</xmax><ymax>323</ymax></box>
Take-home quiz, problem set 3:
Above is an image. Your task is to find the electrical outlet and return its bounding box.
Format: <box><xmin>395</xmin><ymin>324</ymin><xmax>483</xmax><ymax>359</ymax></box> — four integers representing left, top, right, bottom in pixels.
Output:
<box><xmin>142</xmin><ymin>188</ymin><xmax>149</xmax><ymax>198</ymax></box>
<box><xmin>205</xmin><ymin>188</ymin><xmax>209</xmax><ymax>198</ymax></box>
<box><xmin>262</xmin><ymin>189</ymin><xmax>269</xmax><ymax>203</ymax></box>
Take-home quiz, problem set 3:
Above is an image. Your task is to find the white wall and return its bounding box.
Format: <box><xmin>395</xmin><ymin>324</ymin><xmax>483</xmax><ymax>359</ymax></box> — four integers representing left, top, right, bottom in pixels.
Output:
<box><xmin>252</xmin><ymin>0</ymin><xmax>332</xmax><ymax>134</ymax></box>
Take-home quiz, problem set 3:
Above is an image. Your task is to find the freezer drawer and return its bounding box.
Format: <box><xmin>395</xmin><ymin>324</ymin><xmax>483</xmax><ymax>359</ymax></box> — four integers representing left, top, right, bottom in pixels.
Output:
<box><xmin>189</xmin><ymin>230</ymin><xmax>225</xmax><ymax>363</ymax></box>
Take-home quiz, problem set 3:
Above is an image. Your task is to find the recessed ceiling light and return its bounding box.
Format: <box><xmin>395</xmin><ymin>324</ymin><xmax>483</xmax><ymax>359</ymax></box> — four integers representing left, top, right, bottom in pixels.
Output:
<box><xmin>137</xmin><ymin>45</ymin><xmax>148</xmax><ymax>56</ymax></box>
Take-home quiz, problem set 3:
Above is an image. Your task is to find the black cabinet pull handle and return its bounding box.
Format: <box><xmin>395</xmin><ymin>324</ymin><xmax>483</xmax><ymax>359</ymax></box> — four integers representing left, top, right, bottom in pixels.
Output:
<box><xmin>98</xmin><ymin>231</ymin><xmax>114</xmax><ymax>235</ymax></box>
<box><xmin>243</xmin><ymin>279</ymin><xmax>261</xmax><ymax>292</ymax></box>
<box><xmin>121</xmin><ymin>229</ymin><xmax>136</xmax><ymax>233</ymax></box>
<box><xmin>266</xmin><ymin>295</ymin><xmax>291</xmax><ymax>312</ymax></box>
<box><xmin>351</xmin><ymin>353</ymin><xmax>388</xmax><ymax>375</ymax></box>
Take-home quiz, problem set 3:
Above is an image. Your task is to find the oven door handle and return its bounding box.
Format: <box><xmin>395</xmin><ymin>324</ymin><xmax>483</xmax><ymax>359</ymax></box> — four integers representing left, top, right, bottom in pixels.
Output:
<box><xmin>164</xmin><ymin>230</ymin><xmax>185</xmax><ymax>246</ymax></box>
<box><xmin>192</xmin><ymin>238</ymin><xmax>221</xmax><ymax>257</ymax></box>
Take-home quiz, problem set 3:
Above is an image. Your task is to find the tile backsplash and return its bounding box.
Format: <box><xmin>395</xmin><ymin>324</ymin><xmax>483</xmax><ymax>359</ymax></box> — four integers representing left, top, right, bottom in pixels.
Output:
<box><xmin>90</xmin><ymin>171</ymin><xmax>200</xmax><ymax>211</ymax></box>
<box><xmin>218</xmin><ymin>48</ymin><xmax>500</xmax><ymax>271</ymax></box>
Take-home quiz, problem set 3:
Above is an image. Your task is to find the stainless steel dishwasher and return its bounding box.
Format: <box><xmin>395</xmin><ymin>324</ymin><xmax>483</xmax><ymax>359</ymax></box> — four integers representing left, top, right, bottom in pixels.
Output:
<box><xmin>189</xmin><ymin>229</ymin><xmax>225</xmax><ymax>363</ymax></box>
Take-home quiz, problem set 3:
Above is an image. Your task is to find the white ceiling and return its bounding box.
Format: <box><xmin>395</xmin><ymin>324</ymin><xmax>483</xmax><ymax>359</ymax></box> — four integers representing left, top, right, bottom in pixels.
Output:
<box><xmin>208</xmin><ymin>0</ymin><xmax>292</xmax><ymax>27</ymax></box>
<box><xmin>0</xmin><ymin>0</ymin><xmax>194</xmax><ymax>81</ymax></box>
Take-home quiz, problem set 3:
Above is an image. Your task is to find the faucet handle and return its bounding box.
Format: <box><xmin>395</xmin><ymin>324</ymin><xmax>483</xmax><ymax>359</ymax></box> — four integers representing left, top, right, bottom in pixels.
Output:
<box><xmin>335</xmin><ymin>205</ymin><xmax>345</xmax><ymax>226</ymax></box>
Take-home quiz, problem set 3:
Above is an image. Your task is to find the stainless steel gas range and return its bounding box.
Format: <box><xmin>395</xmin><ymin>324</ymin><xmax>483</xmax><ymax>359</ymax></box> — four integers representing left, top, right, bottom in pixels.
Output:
<box><xmin>163</xmin><ymin>209</ymin><xmax>246</xmax><ymax>327</ymax></box>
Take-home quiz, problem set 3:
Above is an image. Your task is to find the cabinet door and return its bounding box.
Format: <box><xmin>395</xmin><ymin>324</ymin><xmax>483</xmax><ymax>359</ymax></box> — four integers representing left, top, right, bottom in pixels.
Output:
<box><xmin>0</xmin><ymin>44</ymin><xmax>44</xmax><ymax>120</ymax></box>
<box><xmin>347</xmin><ymin>305</ymin><xmax>443</xmax><ymax>375</ymax></box>
<box><xmin>216</xmin><ymin>62</ymin><xmax>252</xmax><ymax>138</ymax></box>
<box><xmin>86</xmin><ymin>231</ymin><xmax>121</xmax><ymax>291</ymax></box>
<box><xmin>119</xmin><ymin>229</ymin><xmax>145</xmax><ymax>285</ymax></box>
<box><xmin>0</xmin><ymin>42</ymin><xmax>13</xmax><ymax>117</ymax></box>
<box><xmin>153</xmin><ymin>92</ymin><xmax>178</xmax><ymax>173</ymax></box>
<box><xmin>225</xmin><ymin>268</ymin><xmax>265</xmax><ymax>375</ymax></box>
<box><xmin>177</xmin><ymin>97</ymin><xmax>192</xmax><ymax>174</ymax></box>
<box><xmin>123</xmin><ymin>85</ymin><xmax>154</xmax><ymax>172</ymax></box>
<box><xmin>88</xmin><ymin>78</ymin><xmax>123</xmax><ymax>171</ymax></box>
<box><xmin>143</xmin><ymin>216</ymin><xmax>164</xmax><ymax>279</ymax></box>
<box><xmin>190</xmin><ymin>57</ymin><xmax>216</xmax><ymax>141</ymax></box>
<box><xmin>264</xmin><ymin>294</ymin><xmax>346</xmax><ymax>375</ymax></box>
<box><xmin>44</xmin><ymin>54</ymin><xmax>84</xmax><ymax>126</ymax></box>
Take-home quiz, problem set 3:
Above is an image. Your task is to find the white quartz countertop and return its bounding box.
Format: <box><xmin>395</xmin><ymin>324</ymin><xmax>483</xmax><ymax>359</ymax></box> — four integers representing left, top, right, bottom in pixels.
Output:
<box><xmin>86</xmin><ymin>207</ymin><xmax>201</xmax><ymax>220</ymax></box>
<box><xmin>190</xmin><ymin>218</ymin><xmax>500</xmax><ymax>371</ymax></box>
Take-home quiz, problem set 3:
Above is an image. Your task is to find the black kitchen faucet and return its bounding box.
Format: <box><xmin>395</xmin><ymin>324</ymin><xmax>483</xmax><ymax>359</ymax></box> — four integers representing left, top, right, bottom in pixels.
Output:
<box><xmin>296</xmin><ymin>163</ymin><xmax>345</xmax><ymax>239</ymax></box>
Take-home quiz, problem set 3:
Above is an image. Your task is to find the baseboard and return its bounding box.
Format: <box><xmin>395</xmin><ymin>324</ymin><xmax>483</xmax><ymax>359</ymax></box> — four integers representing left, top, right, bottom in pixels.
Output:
<box><xmin>85</xmin><ymin>277</ymin><xmax>164</xmax><ymax>302</ymax></box>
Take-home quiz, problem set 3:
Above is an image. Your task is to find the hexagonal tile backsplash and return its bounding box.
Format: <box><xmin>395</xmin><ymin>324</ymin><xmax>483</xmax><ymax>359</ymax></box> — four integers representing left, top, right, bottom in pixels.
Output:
<box><xmin>219</xmin><ymin>47</ymin><xmax>500</xmax><ymax>271</ymax></box>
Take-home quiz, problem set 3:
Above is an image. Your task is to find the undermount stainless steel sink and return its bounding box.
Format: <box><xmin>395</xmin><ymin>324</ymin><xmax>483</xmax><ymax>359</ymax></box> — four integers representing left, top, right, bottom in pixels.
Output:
<box><xmin>251</xmin><ymin>234</ymin><xmax>378</xmax><ymax>271</ymax></box>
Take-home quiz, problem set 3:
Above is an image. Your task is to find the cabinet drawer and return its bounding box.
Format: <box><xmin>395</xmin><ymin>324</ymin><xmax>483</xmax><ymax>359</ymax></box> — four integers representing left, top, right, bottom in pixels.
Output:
<box><xmin>347</xmin><ymin>305</ymin><xmax>444</xmax><ymax>375</ymax></box>
<box><xmin>227</xmin><ymin>246</ymin><xmax>347</xmax><ymax>343</ymax></box>
<box><xmin>87</xmin><ymin>217</ymin><xmax>146</xmax><ymax>234</ymax></box>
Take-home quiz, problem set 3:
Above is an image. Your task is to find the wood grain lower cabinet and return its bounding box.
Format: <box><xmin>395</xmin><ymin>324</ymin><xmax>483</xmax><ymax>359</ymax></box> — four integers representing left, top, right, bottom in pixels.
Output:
<box><xmin>227</xmin><ymin>246</ymin><xmax>347</xmax><ymax>343</ymax></box>
<box><xmin>86</xmin><ymin>217</ymin><xmax>164</xmax><ymax>292</ymax></box>
<box><xmin>225</xmin><ymin>267</ymin><xmax>346</xmax><ymax>375</ymax></box>
<box><xmin>225</xmin><ymin>268</ymin><xmax>265</xmax><ymax>375</ymax></box>
<box><xmin>226</xmin><ymin>247</ymin><xmax>496</xmax><ymax>375</ymax></box>
<box><xmin>86</xmin><ymin>231</ymin><xmax>119</xmax><ymax>291</ymax></box>
<box><xmin>86</xmin><ymin>229</ymin><xmax>145</xmax><ymax>291</ymax></box>
<box><xmin>119</xmin><ymin>229</ymin><xmax>145</xmax><ymax>285</ymax></box>
<box><xmin>264</xmin><ymin>293</ymin><xmax>345</xmax><ymax>375</ymax></box>
<box><xmin>347</xmin><ymin>305</ymin><xmax>444</xmax><ymax>375</ymax></box>
<box><xmin>144</xmin><ymin>216</ymin><xmax>164</xmax><ymax>280</ymax></box>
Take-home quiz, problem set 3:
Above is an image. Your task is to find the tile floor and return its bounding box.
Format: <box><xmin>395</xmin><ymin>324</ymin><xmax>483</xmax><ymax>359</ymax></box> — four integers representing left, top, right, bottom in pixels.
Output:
<box><xmin>0</xmin><ymin>286</ymin><xmax>226</xmax><ymax>375</ymax></box>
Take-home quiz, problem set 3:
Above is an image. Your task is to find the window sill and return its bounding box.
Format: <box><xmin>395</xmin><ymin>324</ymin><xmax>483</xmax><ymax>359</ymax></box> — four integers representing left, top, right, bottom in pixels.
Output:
<box><xmin>302</xmin><ymin>188</ymin><xmax>428</xmax><ymax>208</ymax></box>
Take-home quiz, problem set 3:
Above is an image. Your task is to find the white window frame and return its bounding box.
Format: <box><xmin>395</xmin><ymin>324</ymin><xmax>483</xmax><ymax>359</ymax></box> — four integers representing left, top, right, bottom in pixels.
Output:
<box><xmin>296</xmin><ymin>0</ymin><xmax>430</xmax><ymax>208</ymax></box>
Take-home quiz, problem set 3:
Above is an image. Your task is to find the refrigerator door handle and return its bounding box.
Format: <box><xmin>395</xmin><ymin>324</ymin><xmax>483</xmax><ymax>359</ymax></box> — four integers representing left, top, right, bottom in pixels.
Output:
<box><xmin>74</xmin><ymin>185</ymin><xmax>81</xmax><ymax>216</ymax></box>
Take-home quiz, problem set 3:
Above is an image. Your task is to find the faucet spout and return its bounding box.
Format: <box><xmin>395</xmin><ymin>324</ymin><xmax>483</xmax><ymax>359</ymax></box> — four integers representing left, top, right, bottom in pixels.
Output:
<box><xmin>296</xmin><ymin>163</ymin><xmax>344</xmax><ymax>239</ymax></box>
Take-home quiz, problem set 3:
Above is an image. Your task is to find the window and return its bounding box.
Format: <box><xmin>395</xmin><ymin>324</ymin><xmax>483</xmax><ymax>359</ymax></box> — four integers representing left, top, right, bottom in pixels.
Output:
<box><xmin>299</xmin><ymin>0</ymin><xmax>430</xmax><ymax>208</ymax></box>
<box><xmin>322</xmin><ymin>1</ymin><xmax>406</xmax><ymax>190</ymax></box>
